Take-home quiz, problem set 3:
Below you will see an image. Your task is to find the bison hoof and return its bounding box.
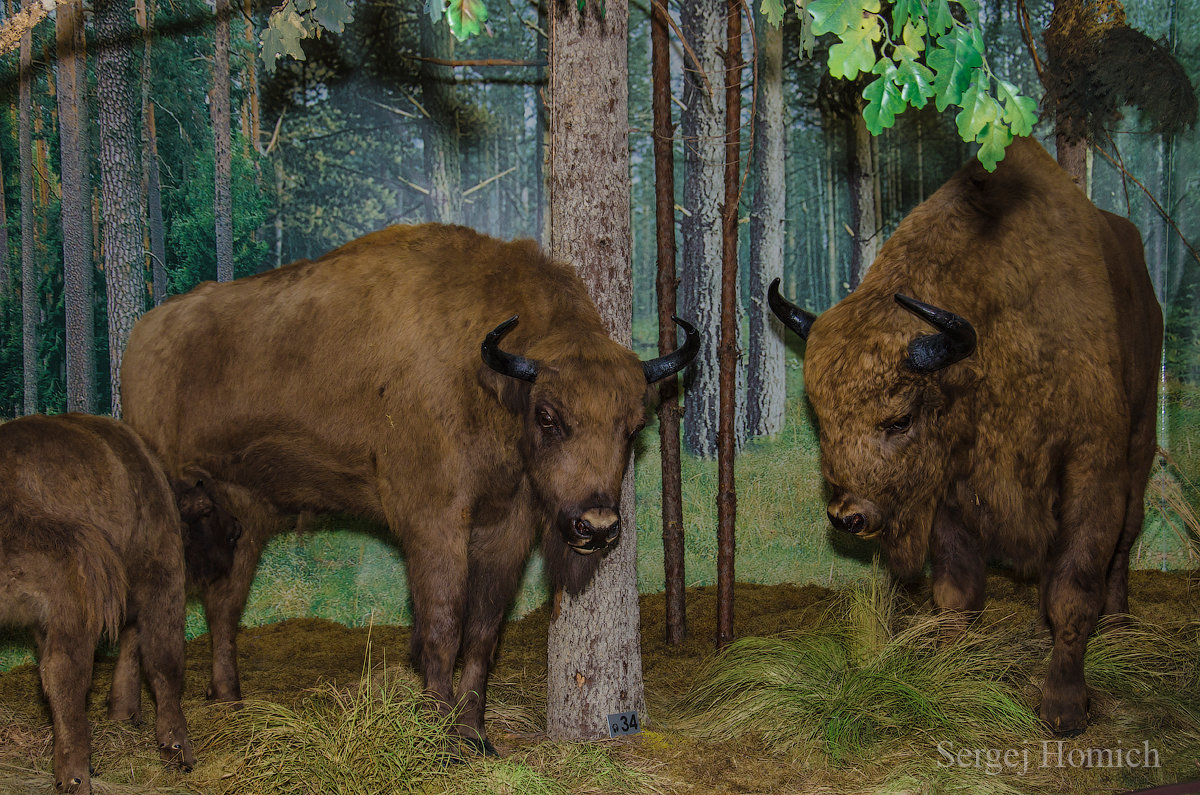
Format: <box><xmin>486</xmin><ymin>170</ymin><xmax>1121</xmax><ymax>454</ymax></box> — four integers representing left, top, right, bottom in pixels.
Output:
<box><xmin>1040</xmin><ymin>693</ymin><xmax>1089</xmax><ymax>737</ymax></box>
<box><xmin>463</xmin><ymin>736</ymin><xmax>500</xmax><ymax>757</ymax></box>
<box><xmin>205</xmin><ymin>681</ymin><xmax>242</xmax><ymax>702</ymax></box>
<box><xmin>55</xmin><ymin>777</ymin><xmax>85</xmax><ymax>794</ymax></box>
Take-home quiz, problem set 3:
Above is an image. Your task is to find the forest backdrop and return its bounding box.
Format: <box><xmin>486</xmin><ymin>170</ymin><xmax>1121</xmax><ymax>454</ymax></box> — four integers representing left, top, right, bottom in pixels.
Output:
<box><xmin>0</xmin><ymin>0</ymin><xmax>1197</xmax><ymax>668</ymax></box>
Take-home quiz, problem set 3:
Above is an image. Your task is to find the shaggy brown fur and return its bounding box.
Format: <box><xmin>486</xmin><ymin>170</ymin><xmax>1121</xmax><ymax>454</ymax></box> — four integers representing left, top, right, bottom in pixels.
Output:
<box><xmin>0</xmin><ymin>414</ymin><xmax>199</xmax><ymax>794</ymax></box>
<box><xmin>772</xmin><ymin>137</ymin><xmax>1161</xmax><ymax>736</ymax></box>
<box><xmin>120</xmin><ymin>223</ymin><xmax>695</xmax><ymax>752</ymax></box>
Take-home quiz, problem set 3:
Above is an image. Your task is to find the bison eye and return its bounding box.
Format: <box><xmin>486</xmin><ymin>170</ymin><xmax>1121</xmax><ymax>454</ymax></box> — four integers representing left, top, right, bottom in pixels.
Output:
<box><xmin>536</xmin><ymin>407</ymin><xmax>560</xmax><ymax>433</ymax></box>
<box><xmin>883</xmin><ymin>415</ymin><xmax>912</xmax><ymax>435</ymax></box>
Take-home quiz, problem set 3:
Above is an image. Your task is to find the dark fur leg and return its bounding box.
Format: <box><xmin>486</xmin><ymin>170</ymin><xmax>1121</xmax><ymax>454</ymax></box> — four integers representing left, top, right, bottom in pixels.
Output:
<box><xmin>1039</xmin><ymin>459</ymin><xmax>1124</xmax><ymax>736</ymax></box>
<box><xmin>38</xmin><ymin>629</ymin><xmax>97</xmax><ymax>794</ymax></box>
<box><xmin>455</xmin><ymin>516</ymin><xmax>534</xmax><ymax>753</ymax></box>
<box><xmin>929</xmin><ymin>502</ymin><xmax>985</xmax><ymax>642</ymax></box>
<box><xmin>131</xmin><ymin>553</ymin><xmax>195</xmax><ymax>770</ymax></box>
<box><xmin>107</xmin><ymin>624</ymin><xmax>141</xmax><ymax>722</ymax></box>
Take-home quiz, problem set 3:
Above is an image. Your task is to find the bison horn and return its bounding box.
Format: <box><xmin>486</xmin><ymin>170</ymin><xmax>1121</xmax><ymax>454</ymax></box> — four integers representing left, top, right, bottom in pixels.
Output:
<box><xmin>894</xmin><ymin>294</ymin><xmax>977</xmax><ymax>373</ymax></box>
<box><xmin>482</xmin><ymin>316</ymin><xmax>540</xmax><ymax>383</ymax></box>
<box><xmin>767</xmin><ymin>278</ymin><xmax>816</xmax><ymax>340</ymax></box>
<box><xmin>642</xmin><ymin>316</ymin><xmax>701</xmax><ymax>383</ymax></box>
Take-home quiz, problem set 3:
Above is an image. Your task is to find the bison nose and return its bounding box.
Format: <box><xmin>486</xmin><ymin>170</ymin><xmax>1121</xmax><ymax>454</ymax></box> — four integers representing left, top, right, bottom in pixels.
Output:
<box><xmin>828</xmin><ymin>510</ymin><xmax>866</xmax><ymax>534</ymax></box>
<box><xmin>573</xmin><ymin>508</ymin><xmax>621</xmax><ymax>551</ymax></box>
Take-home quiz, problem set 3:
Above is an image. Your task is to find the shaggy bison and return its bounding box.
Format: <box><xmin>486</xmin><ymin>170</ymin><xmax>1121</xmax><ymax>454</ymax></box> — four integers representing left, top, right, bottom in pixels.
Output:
<box><xmin>769</xmin><ymin>137</ymin><xmax>1161</xmax><ymax>735</ymax></box>
<box><xmin>0</xmin><ymin>414</ymin><xmax>235</xmax><ymax>793</ymax></box>
<box><xmin>120</xmin><ymin>222</ymin><xmax>699</xmax><ymax>753</ymax></box>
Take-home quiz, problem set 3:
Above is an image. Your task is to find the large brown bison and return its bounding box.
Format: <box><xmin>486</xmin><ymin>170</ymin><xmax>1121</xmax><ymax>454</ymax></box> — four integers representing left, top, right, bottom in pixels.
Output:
<box><xmin>769</xmin><ymin>137</ymin><xmax>1161</xmax><ymax>735</ymax></box>
<box><xmin>120</xmin><ymin>222</ymin><xmax>698</xmax><ymax>753</ymax></box>
<box><xmin>0</xmin><ymin>414</ymin><xmax>233</xmax><ymax>793</ymax></box>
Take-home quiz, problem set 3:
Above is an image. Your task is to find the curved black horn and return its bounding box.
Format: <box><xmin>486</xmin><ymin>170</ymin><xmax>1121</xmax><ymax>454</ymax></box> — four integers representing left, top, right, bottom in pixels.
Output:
<box><xmin>767</xmin><ymin>278</ymin><xmax>817</xmax><ymax>340</ymax></box>
<box><xmin>481</xmin><ymin>316</ymin><xmax>539</xmax><ymax>383</ymax></box>
<box><xmin>894</xmin><ymin>294</ymin><xmax>977</xmax><ymax>373</ymax></box>
<box><xmin>643</xmin><ymin>316</ymin><xmax>700</xmax><ymax>383</ymax></box>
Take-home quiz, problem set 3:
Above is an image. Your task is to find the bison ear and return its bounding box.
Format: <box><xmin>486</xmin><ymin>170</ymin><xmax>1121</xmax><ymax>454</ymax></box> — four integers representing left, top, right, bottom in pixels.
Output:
<box><xmin>477</xmin><ymin>363</ymin><xmax>532</xmax><ymax>416</ymax></box>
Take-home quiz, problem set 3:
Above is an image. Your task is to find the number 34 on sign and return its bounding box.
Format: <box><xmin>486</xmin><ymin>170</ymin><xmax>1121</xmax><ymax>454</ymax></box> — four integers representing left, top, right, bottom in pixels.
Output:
<box><xmin>607</xmin><ymin>710</ymin><xmax>641</xmax><ymax>738</ymax></box>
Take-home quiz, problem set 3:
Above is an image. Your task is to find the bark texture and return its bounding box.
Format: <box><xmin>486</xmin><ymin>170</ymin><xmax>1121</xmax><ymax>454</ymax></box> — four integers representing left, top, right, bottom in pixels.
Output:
<box><xmin>95</xmin><ymin>0</ymin><xmax>145</xmax><ymax>416</ymax></box>
<box><xmin>212</xmin><ymin>0</ymin><xmax>234</xmax><ymax>282</ymax></box>
<box><xmin>420</xmin><ymin>15</ymin><xmax>463</xmax><ymax>223</ymax></box>
<box><xmin>747</xmin><ymin>15</ymin><xmax>786</xmax><ymax>439</ymax></box>
<box><xmin>19</xmin><ymin>0</ymin><xmax>35</xmax><ymax>415</ymax></box>
<box><xmin>545</xmin><ymin>0</ymin><xmax>645</xmax><ymax>741</ymax></box>
<box><xmin>58</xmin><ymin>0</ymin><xmax>94</xmax><ymax>413</ymax></box>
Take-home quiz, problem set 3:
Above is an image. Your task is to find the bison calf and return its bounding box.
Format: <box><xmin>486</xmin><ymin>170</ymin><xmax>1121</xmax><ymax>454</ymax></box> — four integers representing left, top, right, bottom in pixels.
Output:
<box><xmin>0</xmin><ymin>414</ymin><xmax>224</xmax><ymax>793</ymax></box>
<box><xmin>769</xmin><ymin>137</ymin><xmax>1161</xmax><ymax>735</ymax></box>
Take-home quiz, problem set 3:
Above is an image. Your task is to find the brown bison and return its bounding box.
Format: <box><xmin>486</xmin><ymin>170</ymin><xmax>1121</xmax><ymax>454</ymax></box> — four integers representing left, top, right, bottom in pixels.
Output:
<box><xmin>769</xmin><ymin>137</ymin><xmax>1161</xmax><ymax>735</ymax></box>
<box><xmin>0</xmin><ymin>414</ymin><xmax>237</xmax><ymax>793</ymax></box>
<box><xmin>120</xmin><ymin>222</ymin><xmax>698</xmax><ymax>753</ymax></box>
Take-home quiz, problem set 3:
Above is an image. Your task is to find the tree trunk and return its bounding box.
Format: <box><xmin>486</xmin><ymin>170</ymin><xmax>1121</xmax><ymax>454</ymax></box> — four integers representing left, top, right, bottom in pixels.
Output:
<box><xmin>420</xmin><ymin>14</ymin><xmax>462</xmax><ymax>223</ymax></box>
<box><xmin>57</xmin><ymin>0</ymin><xmax>93</xmax><ymax>413</ymax></box>
<box><xmin>0</xmin><ymin>147</ymin><xmax>10</xmax><ymax>300</ymax></box>
<box><xmin>747</xmin><ymin>14</ymin><xmax>785</xmax><ymax>439</ymax></box>
<box><xmin>212</xmin><ymin>0</ymin><xmax>234</xmax><ymax>282</ymax></box>
<box><xmin>95</xmin><ymin>0</ymin><xmax>145</xmax><ymax>417</ymax></box>
<box><xmin>19</xmin><ymin>0</ymin><xmax>35</xmax><ymax>415</ymax></box>
<box><xmin>846</xmin><ymin>104</ymin><xmax>876</xmax><ymax>289</ymax></box>
<box><xmin>716</xmin><ymin>0</ymin><xmax>743</xmax><ymax>650</ymax></box>
<box><xmin>824</xmin><ymin>132</ymin><xmax>839</xmax><ymax>306</ymax></box>
<box><xmin>545</xmin><ymin>0</ymin><xmax>645</xmax><ymax>741</ymax></box>
<box><xmin>651</xmin><ymin>0</ymin><xmax>685</xmax><ymax>646</ymax></box>
<box><xmin>681</xmin><ymin>0</ymin><xmax>740</xmax><ymax>459</ymax></box>
<box><xmin>139</xmin><ymin>0</ymin><xmax>167</xmax><ymax>305</ymax></box>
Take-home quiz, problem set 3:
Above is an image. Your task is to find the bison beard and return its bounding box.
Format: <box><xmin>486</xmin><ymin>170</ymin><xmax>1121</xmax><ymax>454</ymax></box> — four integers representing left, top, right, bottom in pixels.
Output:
<box><xmin>769</xmin><ymin>137</ymin><xmax>1162</xmax><ymax>736</ymax></box>
<box><xmin>120</xmin><ymin>223</ymin><xmax>698</xmax><ymax>754</ymax></box>
<box><xmin>0</xmin><ymin>414</ymin><xmax>201</xmax><ymax>795</ymax></box>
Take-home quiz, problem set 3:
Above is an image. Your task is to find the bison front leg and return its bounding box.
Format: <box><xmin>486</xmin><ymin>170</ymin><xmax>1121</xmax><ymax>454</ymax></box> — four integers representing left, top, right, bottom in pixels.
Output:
<box><xmin>37</xmin><ymin>628</ymin><xmax>97</xmax><ymax>794</ymax></box>
<box><xmin>456</xmin><ymin>513</ymin><xmax>537</xmax><ymax>755</ymax></box>
<box><xmin>1039</xmin><ymin>460</ymin><xmax>1124</xmax><ymax>736</ymax></box>
<box><xmin>929</xmin><ymin>502</ymin><xmax>985</xmax><ymax>641</ymax></box>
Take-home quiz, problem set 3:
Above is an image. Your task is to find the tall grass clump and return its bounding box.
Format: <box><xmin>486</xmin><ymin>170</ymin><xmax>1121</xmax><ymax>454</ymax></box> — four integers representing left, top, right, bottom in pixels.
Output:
<box><xmin>200</xmin><ymin>667</ymin><xmax>459</xmax><ymax>794</ymax></box>
<box><xmin>670</xmin><ymin>573</ymin><xmax>1041</xmax><ymax>764</ymax></box>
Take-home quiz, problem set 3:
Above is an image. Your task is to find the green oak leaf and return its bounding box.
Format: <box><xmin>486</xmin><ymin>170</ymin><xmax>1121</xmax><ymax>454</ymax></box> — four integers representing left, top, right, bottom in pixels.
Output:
<box><xmin>862</xmin><ymin>61</ymin><xmax>905</xmax><ymax>133</ymax></box>
<box><xmin>895</xmin><ymin>55</ymin><xmax>935</xmax><ymax>108</ymax></box>
<box><xmin>955</xmin><ymin>70</ymin><xmax>999</xmax><ymax>141</ymax></box>
<box><xmin>976</xmin><ymin>121</ymin><xmax>1014</xmax><ymax>171</ymax></box>
<box><xmin>447</xmin><ymin>0</ymin><xmax>488</xmax><ymax>40</ymax></box>
<box><xmin>312</xmin><ymin>0</ymin><xmax>354</xmax><ymax>34</ymax></box>
<box><xmin>928</xmin><ymin>25</ymin><xmax>984</xmax><ymax>112</ymax></box>
<box><xmin>261</xmin><ymin>6</ymin><xmax>308</xmax><ymax>74</ymax></box>
<box><xmin>827</xmin><ymin>11</ymin><xmax>882</xmax><ymax>79</ymax></box>
<box><xmin>927</xmin><ymin>0</ymin><xmax>956</xmax><ymax>36</ymax></box>
<box><xmin>810</xmin><ymin>0</ymin><xmax>879</xmax><ymax>37</ymax></box>
<box><xmin>795</xmin><ymin>0</ymin><xmax>817</xmax><ymax>57</ymax></box>
<box><xmin>292</xmin><ymin>0</ymin><xmax>314</xmax><ymax>14</ymax></box>
<box><xmin>996</xmin><ymin>78</ymin><xmax>1038</xmax><ymax>137</ymax></box>
<box><xmin>761</xmin><ymin>0</ymin><xmax>787</xmax><ymax>26</ymax></box>
<box><xmin>889</xmin><ymin>0</ymin><xmax>921</xmax><ymax>31</ymax></box>
<box><xmin>891</xmin><ymin>19</ymin><xmax>926</xmax><ymax>61</ymax></box>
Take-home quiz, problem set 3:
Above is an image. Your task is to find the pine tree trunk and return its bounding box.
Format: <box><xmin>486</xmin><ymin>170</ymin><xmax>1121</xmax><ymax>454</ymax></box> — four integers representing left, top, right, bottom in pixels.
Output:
<box><xmin>824</xmin><ymin>133</ymin><xmax>838</xmax><ymax>306</ymax></box>
<box><xmin>545</xmin><ymin>0</ymin><xmax>645</xmax><ymax>741</ymax></box>
<box><xmin>747</xmin><ymin>15</ymin><xmax>785</xmax><ymax>439</ymax></box>
<box><xmin>651</xmin><ymin>0</ymin><xmax>685</xmax><ymax>646</ymax></box>
<box><xmin>19</xmin><ymin>0</ymin><xmax>36</xmax><ymax>415</ymax></box>
<box><xmin>212</xmin><ymin>0</ymin><xmax>234</xmax><ymax>282</ymax></box>
<box><xmin>0</xmin><ymin>149</ymin><xmax>10</xmax><ymax>299</ymax></box>
<box><xmin>58</xmin><ymin>0</ymin><xmax>93</xmax><ymax>413</ymax></box>
<box><xmin>681</xmin><ymin>0</ymin><xmax>741</xmax><ymax>459</ymax></box>
<box><xmin>95</xmin><ymin>0</ymin><xmax>145</xmax><ymax>417</ymax></box>
<box><xmin>138</xmin><ymin>0</ymin><xmax>167</xmax><ymax>304</ymax></box>
<box><xmin>420</xmin><ymin>15</ymin><xmax>462</xmax><ymax>223</ymax></box>
<box><xmin>716</xmin><ymin>0</ymin><xmax>743</xmax><ymax>650</ymax></box>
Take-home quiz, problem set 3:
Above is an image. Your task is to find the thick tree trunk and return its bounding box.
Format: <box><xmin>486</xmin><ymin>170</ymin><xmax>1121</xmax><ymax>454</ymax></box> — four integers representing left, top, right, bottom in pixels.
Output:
<box><xmin>420</xmin><ymin>15</ymin><xmax>462</xmax><ymax>223</ymax></box>
<box><xmin>747</xmin><ymin>15</ymin><xmax>786</xmax><ymax>439</ymax></box>
<box><xmin>95</xmin><ymin>0</ymin><xmax>145</xmax><ymax>416</ymax></box>
<box><xmin>212</xmin><ymin>0</ymin><xmax>234</xmax><ymax>282</ymax></box>
<box><xmin>545</xmin><ymin>0</ymin><xmax>645</xmax><ymax>741</ymax></box>
<box><xmin>681</xmin><ymin>0</ymin><xmax>741</xmax><ymax>459</ymax></box>
<box><xmin>651</xmin><ymin>0</ymin><xmax>685</xmax><ymax>646</ymax></box>
<box><xmin>19</xmin><ymin>0</ymin><xmax>35</xmax><ymax>415</ymax></box>
<box><xmin>57</xmin><ymin>0</ymin><xmax>93</xmax><ymax>413</ymax></box>
<box><xmin>716</xmin><ymin>0</ymin><xmax>743</xmax><ymax>650</ymax></box>
<box><xmin>0</xmin><ymin>150</ymin><xmax>9</xmax><ymax>299</ymax></box>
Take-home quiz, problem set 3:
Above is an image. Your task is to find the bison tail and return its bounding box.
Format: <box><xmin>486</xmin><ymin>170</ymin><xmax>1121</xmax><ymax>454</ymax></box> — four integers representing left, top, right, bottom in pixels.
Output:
<box><xmin>71</xmin><ymin>524</ymin><xmax>129</xmax><ymax>642</ymax></box>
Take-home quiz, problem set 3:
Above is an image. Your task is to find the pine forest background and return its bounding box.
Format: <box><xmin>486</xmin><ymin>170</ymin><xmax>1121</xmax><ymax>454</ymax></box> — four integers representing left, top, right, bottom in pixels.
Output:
<box><xmin>0</xmin><ymin>0</ymin><xmax>1198</xmax><ymax>668</ymax></box>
